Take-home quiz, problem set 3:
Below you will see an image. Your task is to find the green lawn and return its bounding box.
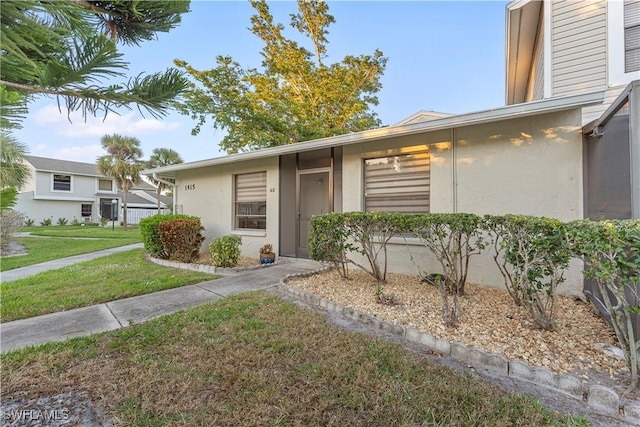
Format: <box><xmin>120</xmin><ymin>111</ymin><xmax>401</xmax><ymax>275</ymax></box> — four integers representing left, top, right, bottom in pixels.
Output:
<box><xmin>1</xmin><ymin>236</ymin><xmax>141</xmax><ymax>271</ymax></box>
<box><xmin>0</xmin><ymin>292</ymin><xmax>589</xmax><ymax>426</ymax></box>
<box><xmin>1</xmin><ymin>249</ymin><xmax>216</xmax><ymax>321</ymax></box>
<box><xmin>22</xmin><ymin>225</ymin><xmax>141</xmax><ymax>239</ymax></box>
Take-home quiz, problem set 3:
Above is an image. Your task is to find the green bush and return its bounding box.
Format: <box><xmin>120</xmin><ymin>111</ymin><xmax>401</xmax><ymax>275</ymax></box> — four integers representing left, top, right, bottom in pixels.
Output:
<box><xmin>209</xmin><ymin>235</ymin><xmax>242</xmax><ymax>267</ymax></box>
<box><xmin>140</xmin><ymin>214</ymin><xmax>198</xmax><ymax>258</ymax></box>
<box><xmin>56</xmin><ymin>217</ymin><xmax>68</xmax><ymax>226</ymax></box>
<box><xmin>411</xmin><ymin>213</ymin><xmax>486</xmax><ymax>327</ymax></box>
<box><xmin>309</xmin><ymin>214</ymin><xmax>349</xmax><ymax>278</ymax></box>
<box><xmin>70</xmin><ymin>217</ymin><xmax>80</xmax><ymax>226</ymax></box>
<box><xmin>483</xmin><ymin>215</ymin><xmax>570</xmax><ymax>332</ymax></box>
<box><xmin>309</xmin><ymin>212</ymin><xmax>411</xmax><ymax>283</ymax></box>
<box><xmin>569</xmin><ymin>219</ymin><xmax>640</xmax><ymax>387</ymax></box>
<box><xmin>40</xmin><ymin>218</ymin><xmax>52</xmax><ymax>226</ymax></box>
<box><xmin>157</xmin><ymin>218</ymin><xmax>205</xmax><ymax>263</ymax></box>
<box><xmin>24</xmin><ymin>217</ymin><xmax>35</xmax><ymax>227</ymax></box>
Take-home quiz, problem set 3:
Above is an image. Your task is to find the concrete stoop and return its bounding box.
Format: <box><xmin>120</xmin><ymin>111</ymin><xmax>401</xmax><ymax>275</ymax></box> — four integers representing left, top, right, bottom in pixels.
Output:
<box><xmin>275</xmin><ymin>277</ymin><xmax>640</xmax><ymax>426</ymax></box>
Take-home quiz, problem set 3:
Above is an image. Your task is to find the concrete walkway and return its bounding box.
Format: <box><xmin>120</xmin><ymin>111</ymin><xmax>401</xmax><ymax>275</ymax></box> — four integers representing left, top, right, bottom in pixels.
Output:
<box><xmin>0</xmin><ymin>257</ymin><xmax>324</xmax><ymax>353</ymax></box>
<box><xmin>0</xmin><ymin>243</ymin><xmax>145</xmax><ymax>283</ymax></box>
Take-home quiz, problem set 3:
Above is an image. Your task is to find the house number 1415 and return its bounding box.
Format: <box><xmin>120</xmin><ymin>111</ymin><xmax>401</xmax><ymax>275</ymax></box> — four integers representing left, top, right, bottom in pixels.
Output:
<box><xmin>184</xmin><ymin>184</ymin><xmax>195</xmax><ymax>190</ymax></box>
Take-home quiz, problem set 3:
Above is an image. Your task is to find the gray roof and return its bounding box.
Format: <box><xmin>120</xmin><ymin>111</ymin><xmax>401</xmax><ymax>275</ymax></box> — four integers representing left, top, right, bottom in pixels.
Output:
<box><xmin>24</xmin><ymin>155</ymin><xmax>102</xmax><ymax>177</ymax></box>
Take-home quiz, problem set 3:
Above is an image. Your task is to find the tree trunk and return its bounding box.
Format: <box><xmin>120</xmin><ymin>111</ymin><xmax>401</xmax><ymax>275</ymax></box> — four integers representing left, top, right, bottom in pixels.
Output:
<box><xmin>122</xmin><ymin>185</ymin><xmax>129</xmax><ymax>230</ymax></box>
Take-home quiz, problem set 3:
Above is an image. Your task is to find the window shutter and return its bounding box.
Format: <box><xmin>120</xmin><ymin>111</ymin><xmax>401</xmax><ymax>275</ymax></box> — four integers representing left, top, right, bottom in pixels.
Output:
<box><xmin>364</xmin><ymin>152</ymin><xmax>430</xmax><ymax>213</ymax></box>
<box><xmin>236</xmin><ymin>172</ymin><xmax>266</xmax><ymax>202</ymax></box>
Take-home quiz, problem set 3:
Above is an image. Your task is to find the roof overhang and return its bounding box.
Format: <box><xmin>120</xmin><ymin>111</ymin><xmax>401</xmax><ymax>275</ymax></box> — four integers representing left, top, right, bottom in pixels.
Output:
<box><xmin>583</xmin><ymin>80</ymin><xmax>638</xmax><ymax>135</ymax></box>
<box><xmin>505</xmin><ymin>0</ymin><xmax>543</xmax><ymax>105</ymax></box>
<box><xmin>143</xmin><ymin>90</ymin><xmax>604</xmax><ymax>179</ymax></box>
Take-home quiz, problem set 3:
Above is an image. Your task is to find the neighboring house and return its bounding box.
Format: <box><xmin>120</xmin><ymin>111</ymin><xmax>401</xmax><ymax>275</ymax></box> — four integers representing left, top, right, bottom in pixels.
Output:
<box><xmin>142</xmin><ymin>0</ymin><xmax>639</xmax><ymax>296</ymax></box>
<box><xmin>16</xmin><ymin>156</ymin><xmax>169</xmax><ymax>225</ymax></box>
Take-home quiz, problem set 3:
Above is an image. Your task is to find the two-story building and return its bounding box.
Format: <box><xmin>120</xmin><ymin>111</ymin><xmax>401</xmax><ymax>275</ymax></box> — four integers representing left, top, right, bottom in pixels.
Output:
<box><xmin>17</xmin><ymin>156</ymin><xmax>170</xmax><ymax>225</ymax></box>
<box><xmin>142</xmin><ymin>0</ymin><xmax>639</xmax><ymax>296</ymax></box>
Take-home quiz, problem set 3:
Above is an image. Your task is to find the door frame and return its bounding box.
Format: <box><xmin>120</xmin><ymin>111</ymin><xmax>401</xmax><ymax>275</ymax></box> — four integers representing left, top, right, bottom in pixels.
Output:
<box><xmin>296</xmin><ymin>167</ymin><xmax>333</xmax><ymax>258</ymax></box>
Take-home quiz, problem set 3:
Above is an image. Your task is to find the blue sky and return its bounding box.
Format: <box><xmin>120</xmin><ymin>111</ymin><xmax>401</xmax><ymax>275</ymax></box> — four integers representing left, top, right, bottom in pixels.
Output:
<box><xmin>15</xmin><ymin>1</ymin><xmax>509</xmax><ymax>164</ymax></box>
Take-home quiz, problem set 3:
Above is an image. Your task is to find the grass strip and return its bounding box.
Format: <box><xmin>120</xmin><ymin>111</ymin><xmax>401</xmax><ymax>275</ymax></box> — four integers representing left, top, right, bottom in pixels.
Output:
<box><xmin>2</xmin><ymin>292</ymin><xmax>589</xmax><ymax>426</ymax></box>
<box><xmin>22</xmin><ymin>225</ymin><xmax>141</xmax><ymax>239</ymax></box>
<box><xmin>1</xmin><ymin>237</ymin><xmax>140</xmax><ymax>271</ymax></box>
<box><xmin>1</xmin><ymin>249</ymin><xmax>216</xmax><ymax>321</ymax></box>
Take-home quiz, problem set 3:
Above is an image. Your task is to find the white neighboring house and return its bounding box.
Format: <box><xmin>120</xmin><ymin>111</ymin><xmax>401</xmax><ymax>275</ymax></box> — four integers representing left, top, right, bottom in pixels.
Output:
<box><xmin>16</xmin><ymin>156</ymin><xmax>170</xmax><ymax>225</ymax></box>
<box><xmin>142</xmin><ymin>0</ymin><xmax>639</xmax><ymax>296</ymax></box>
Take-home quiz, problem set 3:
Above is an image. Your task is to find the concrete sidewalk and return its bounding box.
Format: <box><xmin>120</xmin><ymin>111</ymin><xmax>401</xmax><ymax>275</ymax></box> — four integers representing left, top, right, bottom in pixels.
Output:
<box><xmin>0</xmin><ymin>258</ymin><xmax>324</xmax><ymax>353</ymax></box>
<box><xmin>1</xmin><ymin>243</ymin><xmax>144</xmax><ymax>283</ymax></box>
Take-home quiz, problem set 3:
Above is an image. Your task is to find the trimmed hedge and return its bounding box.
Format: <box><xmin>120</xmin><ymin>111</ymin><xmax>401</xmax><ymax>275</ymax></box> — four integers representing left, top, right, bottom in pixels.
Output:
<box><xmin>140</xmin><ymin>214</ymin><xmax>201</xmax><ymax>258</ymax></box>
<box><xmin>157</xmin><ymin>218</ymin><xmax>205</xmax><ymax>263</ymax></box>
<box><xmin>309</xmin><ymin>212</ymin><xmax>640</xmax><ymax>386</ymax></box>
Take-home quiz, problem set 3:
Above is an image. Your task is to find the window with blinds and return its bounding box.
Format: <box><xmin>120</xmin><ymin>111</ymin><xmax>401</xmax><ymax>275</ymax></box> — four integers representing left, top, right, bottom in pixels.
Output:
<box><xmin>363</xmin><ymin>152</ymin><xmax>430</xmax><ymax>213</ymax></box>
<box><xmin>625</xmin><ymin>0</ymin><xmax>640</xmax><ymax>72</ymax></box>
<box><xmin>235</xmin><ymin>171</ymin><xmax>267</xmax><ymax>229</ymax></box>
<box><xmin>52</xmin><ymin>174</ymin><xmax>71</xmax><ymax>191</ymax></box>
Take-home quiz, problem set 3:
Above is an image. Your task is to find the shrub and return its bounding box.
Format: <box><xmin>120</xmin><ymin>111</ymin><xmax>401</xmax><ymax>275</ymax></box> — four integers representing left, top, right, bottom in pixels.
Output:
<box><xmin>157</xmin><ymin>218</ymin><xmax>205</xmax><ymax>263</ymax></box>
<box><xmin>140</xmin><ymin>214</ymin><xmax>198</xmax><ymax>258</ymax></box>
<box><xmin>309</xmin><ymin>212</ymin><xmax>411</xmax><ymax>283</ymax></box>
<box><xmin>40</xmin><ymin>218</ymin><xmax>52</xmax><ymax>226</ymax></box>
<box><xmin>483</xmin><ymin>215</ymin><xmax>570</xmax><ymax>332</ymax></box>
<box><xmin>70</xmin><ymin>217</ymin><xmax>80</xmax><ymax>226</ymax></box>
<box><xmin>209</xmin><ymin>235</ymin><xmax>242</xmax><ymax>267</ymax></box>
<box><xmin>24</xmin><ymin>217</ymin><xmax>35</xmax><ymax>227</ymax></box>
<box><xmin>56</xmin><ymin>217</ymin><xmax>68</xmax><ymax>226</ymax></box>
<box><xmin>569</xmin><ymin>219</ymin><xmax>640</xmax><ymax>388</ymax></box>
<box><xmin>309</xmin><ymin>213</ymin><xmax>350</xmax><ymax>278</ymax></box>
<box><xmin>409</xmin><ymin>214</ymin><xmax>486</xmax><ymax>327</ymax></box>
<box><xmin>1</xmin><ymin>210</ymin><xmax>25</xmax><ymax>252</ymax></box>
<box><xmin>99</xmin><ymin>216</ymin><xmax>108</xmax><ymax>227</ymax></box>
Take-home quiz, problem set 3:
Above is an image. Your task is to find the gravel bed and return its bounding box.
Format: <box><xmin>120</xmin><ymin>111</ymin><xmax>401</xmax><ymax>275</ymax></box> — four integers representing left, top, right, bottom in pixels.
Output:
<box><xmin>286</xmin><ymin>269</ymin><xmax>628</xmax><ymax>383</ymax></box>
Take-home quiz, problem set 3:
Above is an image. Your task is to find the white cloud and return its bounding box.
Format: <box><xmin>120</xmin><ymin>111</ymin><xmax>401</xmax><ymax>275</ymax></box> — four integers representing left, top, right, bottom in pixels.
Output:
<box><xmin>31</xmin><ymin>143</ymin><xmax>105</xmax><ymax>163</ymax></box>
<box><xmin>32</xmin><ymin>105</ymin><xmax>180</xmax><ymax>139</ymax></box>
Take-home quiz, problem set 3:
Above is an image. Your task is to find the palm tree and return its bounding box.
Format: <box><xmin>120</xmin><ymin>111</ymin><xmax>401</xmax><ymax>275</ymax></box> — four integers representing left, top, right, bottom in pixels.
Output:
<box><xmin>0</xmin><ymin>133</ymin><xmax>30</xmax><ymax>209</ymax></box>
<box><xmin>146</xmin><ymin>148</ymin><xmax>183</xmax><ymax>212</ymax></box>
<box><xmin>97</xmin><ymin>134</ymin><xmax>143</xmax><ymax>230</ymax></box>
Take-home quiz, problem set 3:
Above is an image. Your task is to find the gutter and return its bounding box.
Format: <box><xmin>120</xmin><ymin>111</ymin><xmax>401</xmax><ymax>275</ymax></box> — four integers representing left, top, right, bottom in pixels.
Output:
<box><xmin>153</xmin><ymin>173</ymin><xmax>177</xmax><ymax>214</ymax></box>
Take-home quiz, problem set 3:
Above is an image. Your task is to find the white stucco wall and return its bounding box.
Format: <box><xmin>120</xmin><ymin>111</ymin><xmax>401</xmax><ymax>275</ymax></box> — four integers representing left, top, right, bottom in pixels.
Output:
<box><xmin>174</xmin><ymin>156</ymin><xmax>279</xmax><ymax>258</ymax></box>
<box><xmin>340</xmin><ymin>109</ymin><xmax>585</xmax><ymax>295</ymax></box>
<box><xmin>15</xmin><ymin>193</ymin><xmax>91</xmax><ymax>225</ymax></box>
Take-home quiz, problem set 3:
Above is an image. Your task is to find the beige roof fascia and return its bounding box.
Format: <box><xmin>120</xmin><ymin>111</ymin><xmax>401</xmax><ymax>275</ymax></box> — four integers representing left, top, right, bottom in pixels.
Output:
<box><xmin>143</xmin><ymin>90</ymin><xmax>605</xmax><ymax>179</ymax></box>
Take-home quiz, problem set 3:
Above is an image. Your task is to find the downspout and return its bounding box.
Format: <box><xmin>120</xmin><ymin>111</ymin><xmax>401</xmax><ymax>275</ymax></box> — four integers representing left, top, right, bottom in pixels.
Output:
<box><xmin>451</xmin><ymin>128</ymin><xmax>458</xmax><ymax>213</ymax></box>
<box><xmin>153</xmin><ymin>173</ymin><xmax>177</xmax><ymax>214</ymax></box>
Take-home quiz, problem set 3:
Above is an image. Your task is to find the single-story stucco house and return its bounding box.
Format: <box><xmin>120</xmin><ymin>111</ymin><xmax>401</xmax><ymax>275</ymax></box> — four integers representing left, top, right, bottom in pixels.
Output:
<box><xmin>143</xmin><ymin>0</ymin><xmax>640</xmax><ymax>296</ymax></box>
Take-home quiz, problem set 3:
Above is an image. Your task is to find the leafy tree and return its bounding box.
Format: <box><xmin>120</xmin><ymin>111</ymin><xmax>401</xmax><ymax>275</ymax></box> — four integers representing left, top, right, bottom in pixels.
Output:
<box><xmin>0</xmin><ymin>0</ymin><xmax>190</xmax><ymax>126</ymax></box>
<box><xmin>146</xmin><ymin>148</ymin><xmax>184</xmax><ymax>212</ymax></box>
<box><xmin>175</xmin><ymin>0</ymin><xmax>387</xmax><ymax>154</ymax></box>
<box><xmin>97</xmin><ymin>134</ymin><xmax>143</xmax><ymax>230</ymax></box>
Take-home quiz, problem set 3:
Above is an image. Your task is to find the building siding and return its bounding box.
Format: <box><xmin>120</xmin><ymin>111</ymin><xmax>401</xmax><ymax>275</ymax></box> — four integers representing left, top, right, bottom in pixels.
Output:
<box><xmin>552</xmin><ymin>0</ymin><xmax>607</xmax><ymax>96</ymax></box>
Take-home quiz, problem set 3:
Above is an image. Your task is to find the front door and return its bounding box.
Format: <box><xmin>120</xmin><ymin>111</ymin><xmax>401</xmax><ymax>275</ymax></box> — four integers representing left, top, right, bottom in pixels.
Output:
<box><xmin>297</xmin><ymin>169</ymin><xmax>331</xmax><ymax>258</ymax></box>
